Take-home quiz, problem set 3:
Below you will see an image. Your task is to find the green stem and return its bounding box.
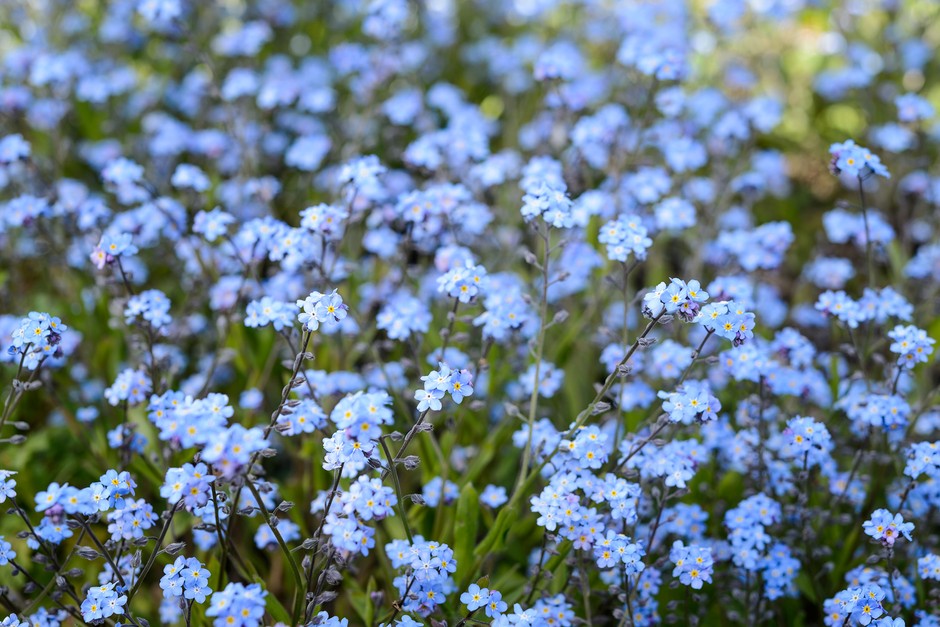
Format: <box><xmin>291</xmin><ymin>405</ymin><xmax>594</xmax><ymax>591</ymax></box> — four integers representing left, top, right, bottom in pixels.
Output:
<box><xmin>515</xmin><ymin>225</ymin><xmax>551</xmax><ymax>495</ymax></box>
<box><xmin>675</xmin><ymin>330</ymin><xmax>714</xmax><ymax>387</ymax></box>
<box><xmin>304</xmin><ymin>464</ymin><xmax>345</xmax><ymax>623</ymax></box>
<box><xmin>126</xmin><ymin>502</ymin><xmax>179</xmax><ymax>604</ymax></box>
<box><xmin>379</xmin><ymin>437</ymin><xmax>414</xmax><ymax>544</ymax></box>
<box><xmin>857</xmin><ymin>177</ymin><xmax>874</xmax><ymax>289</ymax></box>
<box><xmin>245</xmin><ymin>479</ymin><xmax>305</xmax><ymax>626</ymax></box>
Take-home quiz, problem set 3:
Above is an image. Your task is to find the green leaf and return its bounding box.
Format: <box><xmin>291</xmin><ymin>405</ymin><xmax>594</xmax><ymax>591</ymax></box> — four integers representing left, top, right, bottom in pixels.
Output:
<box><xmin>794</xmin><ymin>572</ymin><xmax>819</xmax><ymax>604</ymax></box>
<box><xmin>345</xmin><ymin>576</ymin><xmax>372</xmax><ymax>625</ymax></box>
<box><xmin>364</xmin><ymin>576</ymin><xmax>377</xmax><ymax>626</ymax></box>
<box><xmin>474</xmin><ymin>502</ymin><xmax>514</xmax><ymax>559</ymax></box>
<box><xmin>547</xmin><ymin>541</ymin><xmax>572</xmax><ymax>594</ymax></box>
<box><xmin>455</xmin><ymin>482</ymin><xmax>480</xmax><ymax>590</ymax></box>
<box><xmin>716</xmin><ymin>470</ymin><xmax>743</xmax><ymax>503</ymax></box>
<box><xmin>266</xmin><ymin>587</ymin><xmax>292</xmax><ymax>625</ymax></box>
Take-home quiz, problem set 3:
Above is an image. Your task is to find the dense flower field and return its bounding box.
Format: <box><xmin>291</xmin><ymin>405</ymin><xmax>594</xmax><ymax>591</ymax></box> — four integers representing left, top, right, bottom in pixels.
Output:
<box><xmin>1</xmin><ymin>0</ymin><xmax>940</xmax><ymax>625</ymax></box>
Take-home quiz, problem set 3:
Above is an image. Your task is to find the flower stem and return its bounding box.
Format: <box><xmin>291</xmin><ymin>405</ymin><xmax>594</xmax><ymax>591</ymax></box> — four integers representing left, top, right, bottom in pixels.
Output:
<box><xmin>515</xmin><ymin>224</ymin><xmax>552</xmax><ymax>495</ymax></box>
<box><xmin>857</xmin><ymin>177</ymin><xmax>875</xmax><ymax>289</ymax></box>
<box><xmin>244</xmin><ymin>478</ymin><xmax>305</xmax><ymax>625</ymax></box>
<box><xmin>379</xmin><ymin>436</ymin><xmax>414</xmax><ymax>544</ymax></box>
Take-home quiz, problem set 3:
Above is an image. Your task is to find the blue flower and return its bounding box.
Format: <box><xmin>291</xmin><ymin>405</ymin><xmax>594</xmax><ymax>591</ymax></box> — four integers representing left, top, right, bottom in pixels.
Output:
<box><xmin>863</xmin><ymin>509</ymin><xmax>913</xmax><ymax>547</ymax></box>
<box><xmin>829</xmin><ymin>140</ymin><xmax>890</xmax><ymax>179</ymax></box>
<box><xmin>460</xmin><ymin>583</ymin><xmax>490</xmax><ymax>611</ymax></box>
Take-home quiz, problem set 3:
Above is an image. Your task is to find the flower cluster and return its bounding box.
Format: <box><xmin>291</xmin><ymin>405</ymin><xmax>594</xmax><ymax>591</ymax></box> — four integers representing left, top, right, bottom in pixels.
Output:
<box><xmin>80</xmin><ymin>583</ymin><xmax>127</xmax><ymax>623</ymax></box>
<box><xmin>460</xmin><ymin>584</ymin><xmax>507</xmax><ymax>617</ymax></box>
<box><xmin>386</xmin><ymin>537</ymin><xmax>458</xmax><ymax>616</ymax></box>
<box><xmin>863</xmin><ymin>510</ymin><xmax>914</xmax><ymax>547</ymax></box>
<box><xmin>598</xmin><ymin>214</ymin><xmax>653</xmax><ymax>262</ymax></box>
<box><xmin>161</xmin><ymin>464</ymin><xmax>215</xmax><ymax>508</ymax></box>
<box><xmin>341</xmin><ymin>475</ymin><xmax>397</xmax><ymax>521</ymax></box>
<box><xmin>124</xmin><ymin>289</ymin><xmax>172</xmax><ymax>330</ymax></box>
<box><xmin>594</xmin><ymin>530</ymin><xmax>646</xmax><ymax>573</ymax></box>
<box><xmin>782</xmin><ymin>416</ymin><xmax>833</xmax><ymax>468</ymax></box>
<box><xmin>2</xmin><ymin>1</ymin><xmax>940</xmax><ymax>625</ymax></box>
<box><xmin>6</xmin><ymin>312</ymin><xmax>68</xmax><ymax>370</ymax></box>
<box><xmin>826</xmin><ymin>584</ymin><xmax>890</xmax><ymax>626</ymax></box>
<box><xmin>205</xmin><ymin>582</ymin><xmax>266</xmax><ymax>627</ymax></box>
<box><xmin>416</xmin><ymin>362</ymin><xmax>474</xmax><ymax>410</ymax></box>
<box><xmin>103</xmin><ymin>368</ymin><xmax>152</xmax><ymax>406</ymax></box>
<box><xmin>90</xmin><ymin>232</ymin><xmax>139</xmax><ymax>269</ymax></box>
<box><xmin>437</xmin><ymin>262</ymin><xmax>489</xmax><ymax>304</ymax></box>
<box><xmin>815</xmin><ymin>288</ymin><xmax>913</xmax><ymax>329</ymax></box>
<box><xmin>670</xmin><ymin>541</ymin><xmax>714</xmax><ymax>590</ymax></box>
<box><xmin>659</xmin><ymin>380</ymin><xmax>721</xmax><ymax>424</ymax></box>
<box><xmin>296</xmin><ymin>289</ymin><xmax>348</xmax><ymax>332</ymax></box>
<box><xmin>829</xmin><ymin>140</ymin><xmax>890</xmax><ymax>179</ymax></box>
<box><xmin>245</xmin><ymin>297</ymin><xmax>297</xmax><ymax>331</ymax></box>
<box><xmin>888</xmin><ymin>325</ymin><xmax>935</xmax><ymax>367</ymax></box>
<box><xmin>643</xmin><ymin>278</ymin><xmax>710</xmax><ymax>320</ymax></box>
<box><xmin>521</xmin><ymin>179</ymin><xmax>576</xmax><ymax>228</ymax></box>
<box><xmin>159</xmin><ymin>556</ymin><xmax>212</xmax><ymax>604</ymax></box>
